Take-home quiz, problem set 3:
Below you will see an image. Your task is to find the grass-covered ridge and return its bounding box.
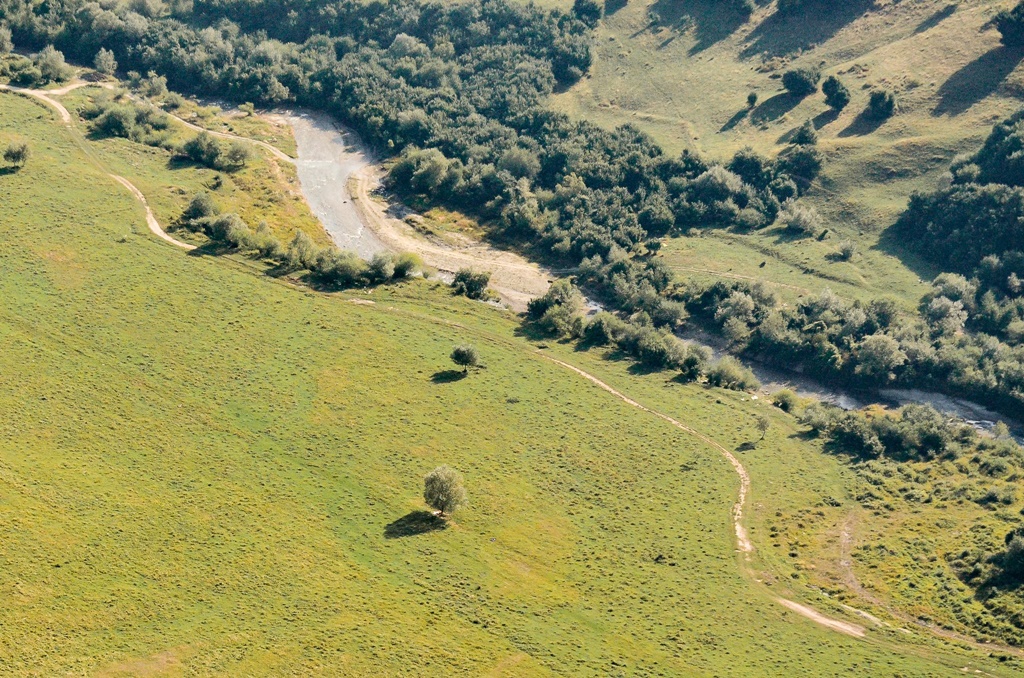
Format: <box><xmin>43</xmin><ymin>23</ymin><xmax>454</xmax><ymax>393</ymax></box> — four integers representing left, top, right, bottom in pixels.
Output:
<box><xmin>1</xmin><ymin>77</ymin><xmax>1018</xmax><ymax>675</ymax></box>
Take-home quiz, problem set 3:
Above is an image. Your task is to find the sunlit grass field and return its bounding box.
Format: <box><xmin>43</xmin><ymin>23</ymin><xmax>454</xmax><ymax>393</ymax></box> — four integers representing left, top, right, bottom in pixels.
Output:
<box><xmin>0</xmin><ymin>83</ymin><xmax>1019</xmax><ymax>675</ymax></box>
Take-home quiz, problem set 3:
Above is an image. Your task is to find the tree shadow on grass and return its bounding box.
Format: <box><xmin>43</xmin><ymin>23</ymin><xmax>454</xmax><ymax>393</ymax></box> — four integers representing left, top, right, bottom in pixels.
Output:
<box><xmin>837</xmin><ymin>109</ymin><xmax>888</xmax><ymax>138</ymax></box>
<box><xmin>811</xmin><ymin>108</ymin><xmax>840</xmax><ymax>129</ymax></box>
<box><xmin>933</xmin><ymin>46</ymin><xmax>1024</xmax><ymax>117</ymax></box>
<box><xmin>740</xmin><ymin>0</ymin><xmax>877</xmax><ymax>58</ymax></box>
<box><xmin>648</xmin><ymin>0</ymin><xmax>753</xmax><ymax>54</ymax></box>
<box><xmin>0</xmin><ymin>166</ymin><xmax>20</xmax><ymax>176</ymax></box>
<box><xmin>720</xmin><ymin>108</ymin><xmax>749</xmax><ymax>133</ymax></box>
<box><xmin>914</xmin><ymin>3</ymin><xmax>957</xmax><ymax>35</ymax></box>
<box><xmin>750</xmin><ymin>92</ymin><xmax>803</xmax><ymax>124</ymax></box>
<box><xmin>431</xmin><ymin>369</ymin><xmax>467</xmax><ymax>383</ymax></box>
<box><xmin>384</xmin><ymin>511</ymin><xmax>447</xmax><ymax>539</ymax></box>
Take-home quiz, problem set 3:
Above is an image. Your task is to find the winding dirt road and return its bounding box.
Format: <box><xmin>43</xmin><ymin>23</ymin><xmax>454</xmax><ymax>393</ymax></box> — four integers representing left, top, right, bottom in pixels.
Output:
<box><xmin>5</xmin><ymin>77</ymin><xmax>894</xmax><ymax>646</ymax></box>
<box><xmin>535</xmin><ymin>352</ymin><xmax>866</xmax><ymax>638</ymax></box>
<box><xmin>0</xmin><ymin>83</ymin><xmax>195</xmax><ymax>251</ymax></box>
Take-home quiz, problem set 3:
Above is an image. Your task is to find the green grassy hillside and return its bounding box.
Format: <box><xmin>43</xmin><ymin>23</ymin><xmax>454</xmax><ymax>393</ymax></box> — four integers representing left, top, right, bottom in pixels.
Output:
<box><xmin>0</xmin><ymin>77</ymin><xmax>1015</xmax><ymax>675</ymax></box>
<box><xmin>552</xmin><ymin>0</ymin><xmax>1023</xmax><ymax>305</ymax></box>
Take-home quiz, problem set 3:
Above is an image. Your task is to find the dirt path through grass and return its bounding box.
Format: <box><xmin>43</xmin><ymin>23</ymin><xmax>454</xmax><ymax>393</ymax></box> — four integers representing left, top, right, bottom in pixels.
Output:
<box><xmin>0</xmin><ymin>83</ymin><xmax>196</xmax><ymax>251</ymax></box>
<box><xmin>534</xmin><ymin>352</ymin><xmax>869</xmax><ymax>638</ymax></box>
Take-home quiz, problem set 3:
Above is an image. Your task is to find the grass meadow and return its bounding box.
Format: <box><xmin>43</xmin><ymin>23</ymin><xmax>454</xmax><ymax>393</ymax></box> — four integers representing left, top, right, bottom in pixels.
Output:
<box><xmin>0</xmin><ymin>80</ymin><xmax>1020</xmax><ymax>675</ymax></box>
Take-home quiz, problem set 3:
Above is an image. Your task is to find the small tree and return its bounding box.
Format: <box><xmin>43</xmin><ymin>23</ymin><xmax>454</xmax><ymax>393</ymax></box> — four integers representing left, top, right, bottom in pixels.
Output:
<box><xmin>996</xmin><ymin>1</ymin><xmax>1024</xmax><ymax>47</ymax></box>
<box><xmin>866</xmin><ymin>89</ymin><xmax>896</xmax><ymax>121</ymax></box>
<box><xmin>35</xmin><ymin>45</ymin><xmax>72</xmax><ymax>83</ymax></box>
<box><xmin>822</xmin><ymin>75</ymin><xmax>850</xmax><ymax>111</ymax></box>
<box><xmin>424</xmin><ymin>465</ymin><xmax>467</xmax><ymax>518</ymax></box>
<box><xmin>792</xmin><ymin>120</ymin><xmax>817</xmax><ymax>146</ymax></box>
<box><xmin>4</xmin><ymin>141</ymin><xmax>29</xmax><ymax>167</ymax></box>
<box><xmin>756</xmin><ymin>415</ymin><xmax>770</xmax><ymax>441</ymax></box>
<box><xmin>0</xmin><ymin>24</ymin><xmax>13</xmax><ymax>55</ymax></box>
<box><xmin>782</xmin><ymin>68</ymin><xmax>820</xmax><ymax>97</ymax></box>
<box><xmin>450</xmin><ymin>344</ymin><xmax>479</xmax><ymax>373</ymax></box>
<box><xmin>747</xmin><ymin>92</ymin><xmax>758</xmax><ymax>108</ymax></box>
<box><xmin>94</xmin><ymin>48</ymin><xmax>117</xmax><ymax>76</ymax></box>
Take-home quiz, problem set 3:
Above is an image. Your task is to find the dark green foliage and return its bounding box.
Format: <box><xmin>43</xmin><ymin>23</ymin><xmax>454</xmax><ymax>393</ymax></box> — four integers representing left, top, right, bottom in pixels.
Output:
<box><xmin>0</xmin><ymin>24</ymin><xmax>13</xmax><ymax>54</ymax></box>
<box><xmin>747</xmin><ymin>92</ymin><xmax>758</xmax><ymax>108</ymax></box>
<box><xmin>995</xmin><ymin>1</ymin><xmax>1024</xmax><ymax>48</ymax></box>
<box><xmin>34</xmin><ymin>45</ymin><xmax>71</xmax><ymax>83</ymax></box>
<box><xmin>706</xmin><ymin>356</ymin><xmax>760</xmax><ymax>390</ymax></box>
<box><xmin>772</xmin><ymin>389</ymin><xmax>797</xmax><ymax>412</ymax></box>
<box><xmin>572</xmin><ymin>0</ymin><xmax>603</xmax><ymax>28</ymax></box>
<box><xmin>527</xmin><ymin>279</ymin><xmax>584</xmax><ymax>338</ymax></box>
<box><xmin>792</xmin><ymin>120</ymin><xmax>817</xmax><ymax>146</ymax></box>
<box><xmin>3</xmin><ymin>141</ymin><xmax>28</xmax><ymax>167</ymax></box>
<box><xmin>822</xmin><ymin>75</ymin><xmax>850</xmax><ymax>111</ymax></box>
<box><xmin>802</xmin><ymin>403</ymin><xmax>966</xmax><ymax>462</ymax></box>
<box><xmin>782</xmin><ymin>68</ymin><xmax>820</xmax><ymax>97</ymax></box>
<box><xmin>866</xmin><ymin>89</ymin><xmax>896</xmax><ymax>120</ymax></box>
<box><xmin>450</xmin><ymin>345</ymin><xmax>480</xmax><ymax>371</ymax></box>
<box><xmin>452</xmin><ymin>269</ymin><xmax>492</xmax><ymax>300</ymax></box>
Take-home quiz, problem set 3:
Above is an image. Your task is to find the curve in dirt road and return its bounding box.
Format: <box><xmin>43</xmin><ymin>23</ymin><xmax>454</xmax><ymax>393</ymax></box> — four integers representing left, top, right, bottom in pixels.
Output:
<box><xmin>533</xmin><ymin>352</ymin><xmax>867</xmax><ymax>638</ymax></box>
<box><xmin>2</xmin><ymin>83</ymin><xmax>195</xmax><ymax>252</ymax></box>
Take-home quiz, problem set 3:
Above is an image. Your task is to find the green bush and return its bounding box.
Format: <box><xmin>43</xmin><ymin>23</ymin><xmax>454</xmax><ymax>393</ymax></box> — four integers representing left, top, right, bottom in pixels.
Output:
<box><xmin>866</xmin><ymin>89</ymin><xmax>896</xmax><ymax>121</ymax></box>
<box><xmin>822</xmin><ymin>75</ymin><xmax>850</xmax><ymax>110</ymax></box>
<box><xmin>782</xmin><ymin>68</ymin><xmax>820</xmax><ymax>97</ymax></box>
<box><xmin>452</xmin><ymin>268</ymin><xmax>491</xmax><ymax>300</ymax></box>
<box><xmin>706</xmin><ymin>356</ymin><xmax>760</xmax><ymax>390</ymax></box>
<box><xmin>996</xmin><ymin>1</ymin><xmax>1024</xmax><ymax>47</ymax></box>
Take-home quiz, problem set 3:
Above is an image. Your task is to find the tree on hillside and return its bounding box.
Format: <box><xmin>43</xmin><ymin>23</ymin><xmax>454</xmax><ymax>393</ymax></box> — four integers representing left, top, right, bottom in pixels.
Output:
<box><xmin>452</xmin><ymin>268</ymin><xmax>491</xmax><ymax>300</ymax></box>
<box><xmin>822</xmin><ymin>75</ymin><xmax>850</xmax><ymax>111</ymax></box>
<box><xmin>756</xmin><ymin>415</ymin><xmax>770</xmax><ymax>441</ymax></box>
<box><xmin>782</xmin><ymin>68</ymin><xmax>820</xmax><ymax>97</ymax></box>
<box><xmin>4</xmin><ymin>141</ymin><xmax>29</xmax><ymax>168</ymax></box>
<box><xmin>94</xmin><ymin>48</ymin><xmax>117</xmax><ymax>76</ymax></box>
<box><xmin>792</xmin><ymin>120</ymin><xmax>818</xmax><ymax>146</ymax></box>
<box><xmin>450</xmin><ymin>344</ymin><xmax>479</xmax><ymax>373</ymax></box>
<box><xmin>0</xmin><ymin>25</ymin><xmax>12</xmax><ymax>55</ymax></box>
<box><xmin>866</xmin><ymin>89</ymin><xmax>896</xmax><ymax>121</ymax></box>
<box><xmin>572</xmin><ymin>0</ymin><xmax>603</xmax><ymax>27</ymax></box>
<box><xmin>424</xmin><ymin>465</ymin><xmax>467</xmax><ymax>518</ymax></box>
<box><xmin>996</xmin><ymin>1</ymin><xmax>1024</xmax><ymax>48</ymax></box>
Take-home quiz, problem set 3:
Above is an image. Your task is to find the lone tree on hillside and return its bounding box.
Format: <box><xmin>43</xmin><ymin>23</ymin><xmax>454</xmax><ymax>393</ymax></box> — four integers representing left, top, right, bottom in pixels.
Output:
<box><xmin>4</xmin><ymin>141</ymin><xmax>29</xmax><ymax>168</ymax></box>
<box><xmin>424</xmin><ymin>465</ymin><xmax>467</xmax><ymax>518</ymax></box>
<box><xmin>452</xmin><ymin>268</ymin><xmax>491</xmax><ymax>300</ymax></box>
<box><xmin>866</xmin><ymin>89</ymin><xmax>896</xmax><ymax>121</ymax></box>
<box><xmin>756</xmin><ymin>415</ymin><xmax>770</xmax><ymax>441</ymax></box>
<box><xmin>450</xmin><ymin>344</ymin><xmax>479</xmax><ymax>373</ymax></box>
<box><xmin>822</xmin><ymin>75</ymin><xmax>850</xmax><ymax>111</ymax></box>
